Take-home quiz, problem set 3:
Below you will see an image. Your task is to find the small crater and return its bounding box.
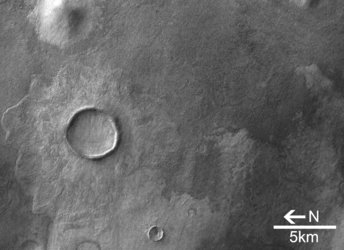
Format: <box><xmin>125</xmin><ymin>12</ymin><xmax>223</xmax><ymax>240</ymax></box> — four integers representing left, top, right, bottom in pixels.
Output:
<box><xmin>147</xmin><ymin>226</ymin><xmax>164</xmax><ymax>242</ymax></box>
<box><xmin>188</xmin><ymin>207</ymin><xmax>197</xmax><ymax>217</ymax></box>
<box><xmin>66</xmin><ymin>107</ymin><xmax>119</xmax><ymax>160</ymax></box>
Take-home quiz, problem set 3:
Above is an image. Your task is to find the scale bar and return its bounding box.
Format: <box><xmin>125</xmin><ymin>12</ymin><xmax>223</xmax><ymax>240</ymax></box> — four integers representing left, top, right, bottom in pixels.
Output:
<box><xmin>273</xmin><ymin>225</ymin><xmax>336</xmax><ymax>230</ymax></box>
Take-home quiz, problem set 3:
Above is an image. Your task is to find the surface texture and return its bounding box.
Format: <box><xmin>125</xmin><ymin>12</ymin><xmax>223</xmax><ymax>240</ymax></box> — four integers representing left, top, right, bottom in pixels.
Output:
<box><xmin>1</xmin><ymin>0</ymin><xmax>344</xmax><ymax>249</ymax></box>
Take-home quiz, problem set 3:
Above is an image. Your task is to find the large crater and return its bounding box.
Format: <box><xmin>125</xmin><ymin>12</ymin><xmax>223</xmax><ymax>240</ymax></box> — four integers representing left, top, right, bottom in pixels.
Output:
<box><xmin>65</xmin><ymin>107</ymin><xmax>119</xmax><ymax>160</ymax></box>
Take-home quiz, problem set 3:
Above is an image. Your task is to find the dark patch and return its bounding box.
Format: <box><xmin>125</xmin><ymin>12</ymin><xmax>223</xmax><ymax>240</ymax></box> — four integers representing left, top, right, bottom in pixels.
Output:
<box><xmin>168</xmin><ymin>1</ymin><xmax>219</xmax><ymax>64</ymax></box>
<box><xmin>236</xmin><ymin>71</ymin><xmax>318</xmax><ymax>147</ymax></box>
<box><xmin>334</xmin><ymin>128</ymin><xmax>344</xmax><ymax>180</ymax></box>
<box><xmin>338</xmin><ymin>182</ymin><xmax>344</xmax><ymax>206</ymax></box>
<box><xmin>195</xmin><ymin>146</ymin><xmax>312</xmax><ymax>249</ymax></box>
<box><xmin>0</xmin><ymin>161</ymin><xmax>13</xmax><ymax>180</ymax></box>
<box><xmin>309</xmin><ymin>0</ymin><xmax>321</xmax><ymax>8</ymax></box>
<box><xmin>140</xmin><ymin>0</ymin><xmax>170</xmax><ymax>8</ymax></box>
<box><xmin>160</xmin><ymin>147</ymin><xmax>186</xmax><ymax>200</ymax></box>
<box><xmin>136</xmin><ymin>114</ymin><xmax>154</xmax><ymax>126</ymax></box>
<box><xmin>301</xmin><ymin>95</ymin><xmax>321</xmax><ymax>128</ymax></box>
<box><xmin>245</xmin><ymin>150</ymin><xmax>281</xmax><ymax>205</ymax></box>
<box><xmin>168</xmin><ymin>0</ymin><xmax>322</xmax><ymax>147</ymax></box>
<box><xmin>160</xmin><ymin>139</ymin><xmax>222</xmax><ymax>208</ymax></box>
<box><xmin>188</xmin><ymin>140</ymin><xmax>222</xmax><ymax>211</ymax></box>
<box><xmin>67</xmin><ymin>8</ymin><xmax>86</xmax><ymax>35</ymax></box>
<box><xmin>128</xmin><ymin>83</ymin><xmax>144</xmax><ymax>99</ymax></box>
<box><xmin>315</xmin><ymin>67</ymin><xmax>344</xmax><ymax>181</ymax></box>
<box><xmin>196</xmin><ymin>232</ymin><xmax>292</xmax><ymax>250</ymax></box>
<box><xmin>318</xmin><ymin>64</ymin><xmax>344</xmax><ymax>96</ymax></box>
<box><xmin>130</xmin><ymin>46</ymin><xmax>165</xmax><ymax>79</ymax></box>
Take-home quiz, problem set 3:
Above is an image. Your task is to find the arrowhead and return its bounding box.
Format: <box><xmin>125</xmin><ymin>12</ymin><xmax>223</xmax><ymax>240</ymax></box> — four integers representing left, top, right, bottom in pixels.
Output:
<box><xmin>284</xmin><ymin>210</ymin><xmax>296</xmax><ymax>224</ymax></box>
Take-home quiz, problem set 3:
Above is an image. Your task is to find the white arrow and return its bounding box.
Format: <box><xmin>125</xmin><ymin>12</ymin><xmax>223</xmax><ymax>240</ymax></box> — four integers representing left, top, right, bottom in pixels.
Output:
<box><xmin>284</xmin><ymin>210</ymin><xmax>306</xmax><ymax>224</ymax></box>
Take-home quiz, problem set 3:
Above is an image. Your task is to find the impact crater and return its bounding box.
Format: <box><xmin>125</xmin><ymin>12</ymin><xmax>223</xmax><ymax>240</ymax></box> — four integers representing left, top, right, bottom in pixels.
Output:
<box><xmin>66</xmin><ymin>107</ymin><xmax>119</xmax><ymax>160</ymax></box>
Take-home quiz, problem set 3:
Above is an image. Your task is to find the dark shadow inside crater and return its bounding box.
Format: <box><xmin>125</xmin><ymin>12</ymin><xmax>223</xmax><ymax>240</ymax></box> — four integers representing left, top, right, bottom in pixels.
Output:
<box><xmin>67</xmin><ymin>8</ymin><xmax>86</xmax><ymax>35</ymax></box>
<box><xmin>309</xmin><ymin>0</ymin><xmax>321</xmax><ymax>8</ymax></box>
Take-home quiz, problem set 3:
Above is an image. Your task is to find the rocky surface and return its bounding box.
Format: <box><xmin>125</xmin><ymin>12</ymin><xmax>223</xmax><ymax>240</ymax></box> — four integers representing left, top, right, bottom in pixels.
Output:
<box><xmin>1</xmin><ymin>0</ymin><xmax>344</xmax><ymax>249</ymax></box>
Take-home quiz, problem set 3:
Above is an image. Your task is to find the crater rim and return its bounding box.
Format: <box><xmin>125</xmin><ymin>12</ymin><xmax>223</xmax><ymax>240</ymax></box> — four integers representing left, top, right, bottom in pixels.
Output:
<box><xmin>65</xmin><ymin>106</ymin><xmax>119</xmax><ymax>160</ymax></box>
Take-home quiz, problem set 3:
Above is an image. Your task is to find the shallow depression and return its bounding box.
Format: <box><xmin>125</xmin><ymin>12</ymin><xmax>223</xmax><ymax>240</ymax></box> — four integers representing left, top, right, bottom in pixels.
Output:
<box><xmin>147</xmin><ymin>226</ymin><xmax>164</xmax><ymax>242</ymax></box>
<box><xmin>66</xmin><ymin>108</ymin><xmax>119</xmax><ymax>159</ymax></box>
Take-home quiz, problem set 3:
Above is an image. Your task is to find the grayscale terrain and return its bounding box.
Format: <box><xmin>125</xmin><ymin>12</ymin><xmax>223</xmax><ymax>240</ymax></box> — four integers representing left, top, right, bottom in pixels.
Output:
<box><xmin>1</xmin><ymin>0</ymin><xmax>344</xmax><ymax>249</ymax></box>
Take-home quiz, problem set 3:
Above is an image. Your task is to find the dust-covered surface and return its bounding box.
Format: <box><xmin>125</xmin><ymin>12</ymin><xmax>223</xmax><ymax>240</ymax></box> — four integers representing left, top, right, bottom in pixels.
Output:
<box><xmin>1</xmin><ymin>0</ymin><xmax>344</xmax><ymax>249</ymax></box>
